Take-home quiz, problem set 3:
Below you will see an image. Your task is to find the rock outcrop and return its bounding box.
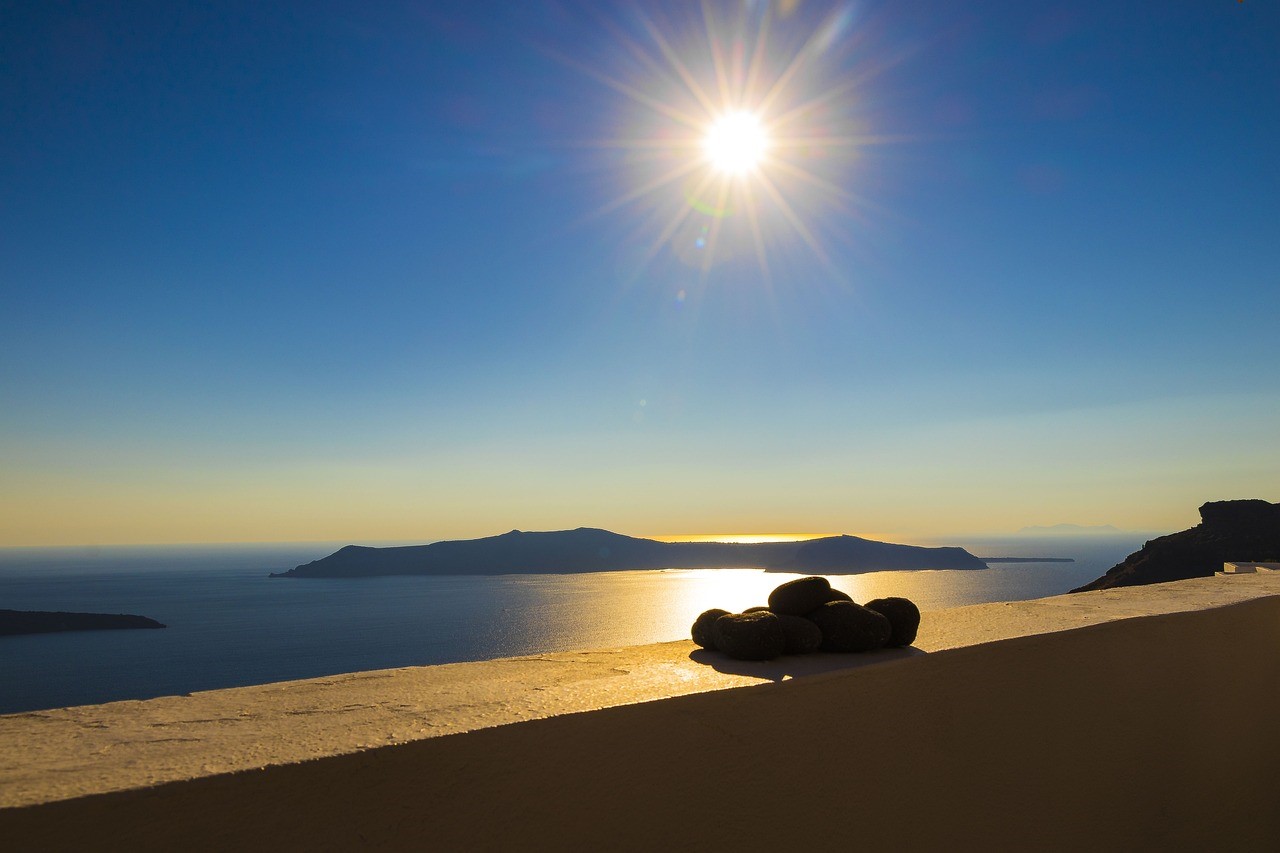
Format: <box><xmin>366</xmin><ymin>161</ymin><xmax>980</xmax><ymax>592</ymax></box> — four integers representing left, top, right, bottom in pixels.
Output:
<box><xmin>1072</xmin><ymin>500</ymin><xmax>1280</xmax><ymax>592</ymax></box>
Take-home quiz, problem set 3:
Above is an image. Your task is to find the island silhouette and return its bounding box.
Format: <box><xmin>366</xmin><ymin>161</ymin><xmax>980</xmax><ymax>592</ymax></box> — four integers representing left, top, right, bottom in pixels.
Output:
<box><xmin>0</xmin><ymin>610</ymin><xmax>165</xmax><ymax>637</ymax></box>
<box><xmin>271</xmin><ymin>527</ymin><xmax>987</xmax><ymax>578</ymax></box>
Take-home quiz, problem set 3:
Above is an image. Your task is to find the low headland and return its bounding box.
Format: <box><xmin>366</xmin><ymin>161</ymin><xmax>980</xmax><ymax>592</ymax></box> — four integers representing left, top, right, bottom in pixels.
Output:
<box><xmin>0</xmin><ymin>610</ymin><xmax>166</xmax><ymax>638</ymax></box>
<box><xmin>271</xmin><ymin>527</ymin><xmax>987</xmax><ymax>578</ymax></box>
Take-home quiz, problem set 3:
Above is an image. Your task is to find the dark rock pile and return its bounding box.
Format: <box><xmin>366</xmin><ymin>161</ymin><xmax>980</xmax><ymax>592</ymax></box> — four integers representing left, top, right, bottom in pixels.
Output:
<box><xmin>691</xmin><ymin>576</ymin><xmax>920</xmax><ymax>661</ymax></box>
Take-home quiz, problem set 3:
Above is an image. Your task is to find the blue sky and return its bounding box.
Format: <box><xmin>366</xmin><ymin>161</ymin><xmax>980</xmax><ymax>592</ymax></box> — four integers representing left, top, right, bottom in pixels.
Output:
<box><xmin>2</xmin><ymin>1</ymin><xmax>1277</xmax><ymax>545</ymax></box>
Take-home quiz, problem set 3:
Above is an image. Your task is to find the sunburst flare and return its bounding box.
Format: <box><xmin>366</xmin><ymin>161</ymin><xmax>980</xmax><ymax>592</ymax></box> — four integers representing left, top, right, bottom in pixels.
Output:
<box><xmin>558</xmin><ymin>2</ymin><xmax>900</xmax><ymax>283</ymax></box>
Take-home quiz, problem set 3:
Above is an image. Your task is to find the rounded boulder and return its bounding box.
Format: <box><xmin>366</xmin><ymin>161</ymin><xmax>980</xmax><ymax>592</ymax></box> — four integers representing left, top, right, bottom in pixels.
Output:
<box><xmin>776</xmin><ymin>614</ymin><xmax>823</xmax><ymax>655</ymax></box>
<box><xmin>864</xmin><ymin>597</ymin><xmax>921</xmax><ymax>647</ymax></box>
<box><xmin>806</xmin><ymin>600</ymin><xmax>891</xmax><ymax>653</ymax></box>
<box><xmin>691</xmin><ymin>608</ymin><xmax>730</xmax><ymax>649</ymax></box>
<box><xmin>768</xmin><ymin>576</ymin><xmax>833</xmax><ymax>616</ymax></box>
<box><xmin>713</xmin><ymin>612</ymin><xmax>786</xmax><ymax>661</ymax></box>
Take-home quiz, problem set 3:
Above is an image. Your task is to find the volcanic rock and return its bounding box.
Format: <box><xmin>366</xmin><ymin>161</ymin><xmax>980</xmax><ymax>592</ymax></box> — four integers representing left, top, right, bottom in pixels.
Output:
<box><xmin>768</xmin><ymin>576</ymin><xmax>833</xmax><ymax>616</ymax></box>
<box><xmin>691</xmin><ymin>608</ymin><xmax>730</xmax><ymax>649</ymax></box>
<box><xmin>712</xmin><ymin>612</ymin><xmax>786</xmax><ymax>661</ymax></box>
<box><xmin>806</xmin><ymin>601</ymin><xmax>891</xmax><ymax>653</ymax></box>
<box><xmin>864</xmin><ymin>597</ymin><xmax>921</xmax><ymax>647</ymax></box>
<box><xmin>1072</xmin><ymin>499</ymin><xmax>1280</xmax><ymax>592</ymax></box>
<box><xmin>776</xmin><ymin>614</ymin><xmax>823</xmax><ymax>654</ymax></box>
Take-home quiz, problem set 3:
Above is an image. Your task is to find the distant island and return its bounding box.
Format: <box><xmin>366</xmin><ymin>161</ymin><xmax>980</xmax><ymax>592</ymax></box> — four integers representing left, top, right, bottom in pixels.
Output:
<box><xmin>1073</xmin><ymin>499</ymin><xmax>1280</xmax><ymax>592</ymax></box>
<box><xmin>1016</xmin><ymin>523</ymin><xmax>1123</xmax><ymax>536</ymax></box>
<box><xmin>272</xmin><ymin>527</ymin><xmax>988</xmax><ymax>578</ymax></box>
<box><xmin>0</xmin><ymin>609</ymin><xmax>166</xmax><ymax>638</ymax></box>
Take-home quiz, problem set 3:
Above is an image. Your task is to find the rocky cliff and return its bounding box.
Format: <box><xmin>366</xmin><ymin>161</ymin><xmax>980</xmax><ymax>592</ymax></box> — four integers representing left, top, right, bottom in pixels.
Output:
<box><xmin>1072</xmin><ymin>500</ymin><xmax>1280</xmax><ymax>592</ymax></box>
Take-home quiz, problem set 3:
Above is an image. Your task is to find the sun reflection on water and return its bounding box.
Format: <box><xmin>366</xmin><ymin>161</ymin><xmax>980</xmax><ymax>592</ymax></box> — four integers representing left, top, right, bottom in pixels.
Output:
<box><xmin>660</xmin><ymin>567</ymin><xmax>992</xmax><ymax>626</ymax></box>
<box><xmin>460</xmin><ymin>556</ymin><xmax>1117</xmax><ymax>661</ymax></box>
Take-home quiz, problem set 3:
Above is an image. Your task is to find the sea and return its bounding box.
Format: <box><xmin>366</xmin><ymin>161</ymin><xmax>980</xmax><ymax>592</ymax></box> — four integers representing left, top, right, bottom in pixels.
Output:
<box><xmin>0</xmin><ymin>535</ymin><xmax>1148</xmax><ymax>715</ymax></box>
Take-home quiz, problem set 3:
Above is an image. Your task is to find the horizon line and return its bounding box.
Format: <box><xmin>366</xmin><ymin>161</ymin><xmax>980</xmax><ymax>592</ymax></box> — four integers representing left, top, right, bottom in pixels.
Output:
<box><xmin>0</xmin><ymin>525</ymin><xmax>1163</xmax><ymax>551</ymax></box>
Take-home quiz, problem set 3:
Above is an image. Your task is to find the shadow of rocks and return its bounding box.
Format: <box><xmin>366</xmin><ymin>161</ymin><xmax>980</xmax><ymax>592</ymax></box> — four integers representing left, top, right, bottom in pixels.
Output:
<box><xmin>688</xmin><ymin>645</ymin><xmax>925</xmax><ymax>681</ymax></box>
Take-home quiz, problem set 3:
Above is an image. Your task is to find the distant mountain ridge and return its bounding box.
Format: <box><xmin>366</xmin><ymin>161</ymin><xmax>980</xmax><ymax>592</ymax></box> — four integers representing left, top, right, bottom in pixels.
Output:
<box><xmin>1017</xmin><ymin>523</ymin><xmax>1122</xmax><ymax>535</ymax></box>
<box><xmin>271</xmin><ymin>527</ymin><xmax>987</xmax><ymax>578</ymax></box>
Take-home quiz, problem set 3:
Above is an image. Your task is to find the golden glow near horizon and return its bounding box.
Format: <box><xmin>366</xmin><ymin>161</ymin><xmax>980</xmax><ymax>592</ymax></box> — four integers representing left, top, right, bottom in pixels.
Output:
<box><xmin>654</xmin><ymin>533</ymin><xmax>835</xmax><ymax>544</ymax></box>
<box><xmin>703</xmin><ymin>111</ymin><xmax>769</xmax><ymax>174</ymax></box>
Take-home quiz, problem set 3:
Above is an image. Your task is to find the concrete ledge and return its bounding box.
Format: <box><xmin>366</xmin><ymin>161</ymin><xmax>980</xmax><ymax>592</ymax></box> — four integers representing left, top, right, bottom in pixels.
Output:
<box><xmin>1220</xmin><ymin>561</ymin><xmax>1280</xmax><ymax>575</ymax></box>
<box><xmin>4</xmin><ymin>575</ymin><xmax>1280</xmax><ymax>851</ymax></box>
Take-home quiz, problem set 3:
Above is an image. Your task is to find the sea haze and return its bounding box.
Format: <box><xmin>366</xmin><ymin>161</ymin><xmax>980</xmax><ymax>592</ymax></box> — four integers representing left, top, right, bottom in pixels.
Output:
<box><xmin>0</xmin><ymin>535</ymin><xmax>1146</xmax><ymax>714</ymax></box>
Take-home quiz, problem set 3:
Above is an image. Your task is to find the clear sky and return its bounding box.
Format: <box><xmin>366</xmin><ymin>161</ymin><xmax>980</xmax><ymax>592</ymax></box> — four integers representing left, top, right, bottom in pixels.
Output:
<box><xmin>2</xmin><ymin>1</ymin><xmax>1277</xmax><ymax>546</ymax></box>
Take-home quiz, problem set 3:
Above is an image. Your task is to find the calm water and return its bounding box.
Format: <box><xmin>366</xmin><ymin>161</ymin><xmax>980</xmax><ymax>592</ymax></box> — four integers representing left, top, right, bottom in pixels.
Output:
<box><xmin>0</xmin><ymin>536</ymin><xmax>1145</xmax><ymax>714</ymax></box>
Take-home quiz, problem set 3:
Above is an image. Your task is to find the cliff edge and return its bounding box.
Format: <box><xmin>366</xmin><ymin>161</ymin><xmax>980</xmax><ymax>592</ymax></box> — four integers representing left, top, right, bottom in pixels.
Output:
<box><xmin>1071</xmin><ymin>499</ymin><xmax>1280</xmax><ymax>592</ymax></box>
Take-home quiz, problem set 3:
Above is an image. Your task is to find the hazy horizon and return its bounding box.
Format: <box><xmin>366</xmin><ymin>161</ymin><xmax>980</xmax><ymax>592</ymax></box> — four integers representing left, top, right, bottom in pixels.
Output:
<box><xmin>0</xmin><ymin>522</ymin><xmax>1169</xmax><ymax>552</ymax></box>
<box><xmin>3</xmin><ymin>1</ymin><xmax>1277</xmax><ymax>547</ymax></box>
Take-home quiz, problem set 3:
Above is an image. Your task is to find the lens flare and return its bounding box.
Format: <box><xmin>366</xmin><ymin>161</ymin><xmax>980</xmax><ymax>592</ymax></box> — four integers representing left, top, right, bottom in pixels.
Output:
<box><xmin>556</xmin><ymin>2</ymin><xmax>900</xmax><ymax>281</ymax></box>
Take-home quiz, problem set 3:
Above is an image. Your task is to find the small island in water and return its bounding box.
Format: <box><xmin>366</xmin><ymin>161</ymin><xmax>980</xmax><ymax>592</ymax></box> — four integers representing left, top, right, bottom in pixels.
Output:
<box><xmin>0</xmin><ymin>610</ymin><xmax>166</xmax><ymax>638</ymax></box>
<box><xmin>273</xmin><ymin>527</ymin><xmax>988</xmax><ymax>578</ymax></box>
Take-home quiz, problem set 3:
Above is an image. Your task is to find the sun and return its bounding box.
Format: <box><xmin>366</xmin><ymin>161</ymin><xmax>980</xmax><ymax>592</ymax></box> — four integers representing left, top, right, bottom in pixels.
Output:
<box><xmin>703</xmin><ymin>111</ymin><xmax>769</xmax><ymax>175</ymax></box>
<box><xmin>558</xmin><ymin>2</ymin><xmax>887</xmax><ymax>278</ymax></box>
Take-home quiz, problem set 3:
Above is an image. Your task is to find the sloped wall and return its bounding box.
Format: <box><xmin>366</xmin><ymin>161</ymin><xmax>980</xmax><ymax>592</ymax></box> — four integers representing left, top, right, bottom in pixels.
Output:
<box><xmin>4</xmin><ymin>597</ymin><xmax>1279</xmax><ymax>852</ymax></box>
